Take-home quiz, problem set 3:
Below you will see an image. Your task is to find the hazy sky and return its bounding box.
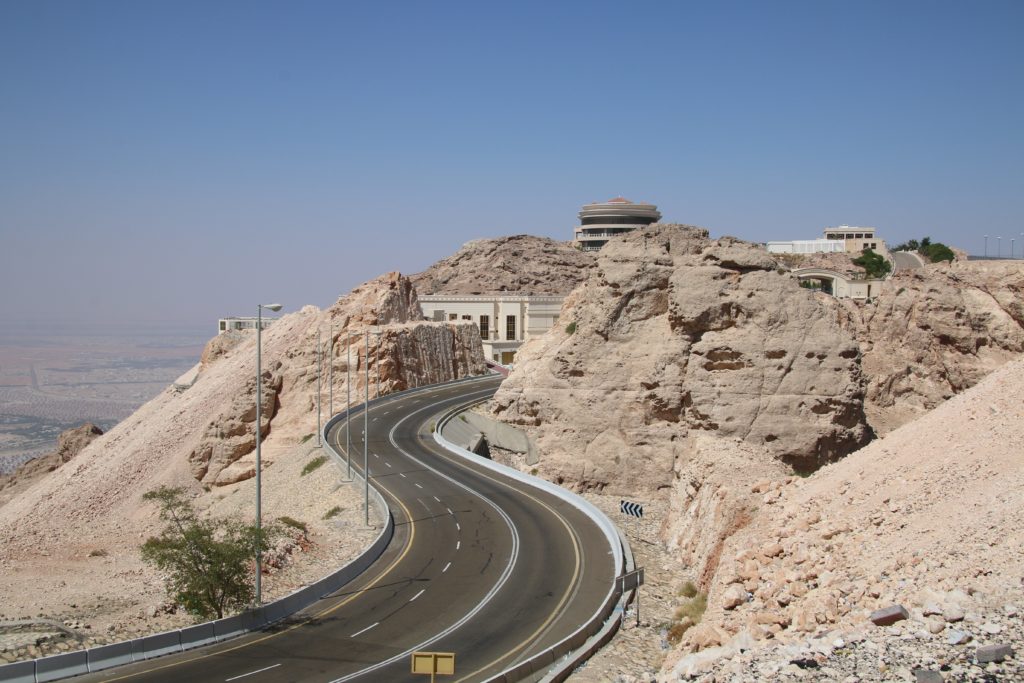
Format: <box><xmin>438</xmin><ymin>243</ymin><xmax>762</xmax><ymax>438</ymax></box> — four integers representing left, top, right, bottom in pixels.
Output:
<box><xmin>2</xmin><ymin>1</ymin><xmax>1022</xmax><ymax>327</ymax></box>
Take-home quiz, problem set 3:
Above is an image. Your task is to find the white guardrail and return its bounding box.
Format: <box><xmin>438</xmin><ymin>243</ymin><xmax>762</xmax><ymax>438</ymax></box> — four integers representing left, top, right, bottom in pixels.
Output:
<box><xmin>432</xmin><ymin>400</ymin><xmax>636</xmax><ymax>683</ymax></box>
<box><xmin>0</xmin><ymin>398</ymin><xmax>397</xmax><ymax>683</ymax></box>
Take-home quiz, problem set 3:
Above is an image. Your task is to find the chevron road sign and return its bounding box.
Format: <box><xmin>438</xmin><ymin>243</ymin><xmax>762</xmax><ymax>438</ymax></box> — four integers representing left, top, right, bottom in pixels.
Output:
<box><xmin>620</xmin><ymin>500</ymin><xmax>643</xmax><ymax>518</ymax></box>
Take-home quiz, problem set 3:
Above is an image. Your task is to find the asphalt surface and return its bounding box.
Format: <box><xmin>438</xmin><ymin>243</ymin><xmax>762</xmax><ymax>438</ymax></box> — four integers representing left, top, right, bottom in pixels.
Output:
<box><xmin>78</xmin><ymin>375</ymin><xmax>616</xmax><ymax>683</ymax></box>
<box><xmin>891</xmin><ymin>251</ymin><xmax>924</xmax><ymax>272</ymax></box>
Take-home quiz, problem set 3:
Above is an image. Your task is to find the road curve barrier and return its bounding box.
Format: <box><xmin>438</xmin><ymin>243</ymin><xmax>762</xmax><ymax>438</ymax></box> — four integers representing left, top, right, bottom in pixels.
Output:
<box><xmin>432</xmin><ymin>402</ymin><xmax>636</xmax><ymax>683</ymax></box>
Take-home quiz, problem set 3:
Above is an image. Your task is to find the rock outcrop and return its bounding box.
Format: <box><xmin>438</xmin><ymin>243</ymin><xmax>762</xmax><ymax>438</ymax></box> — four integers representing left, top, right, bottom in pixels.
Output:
<box><xmin>492</xmin><ymin>225</ymin><xmax>873</xmax><ymax>486</ymax></box>
<box><xmin>829</xmin><ymin>259</ymin><xmax>1024</xmax><ymax>433</ymax></box>
<box><xmin>185</xmin><ymin>271</ymin><xmax>485</xmax><ymax>487</ymax></box>
<box><xmin>661</xmin><ymin>355</ymin><xmax>1024</xmax><ymax>679</ymax></box>
<box><xmin>0</xmin><ymin>423</ymin><xmax>104</xmax><ymax>506</ymax></box>
<box><xmin>411</xmin><ymin>234</ymin><xmax>595</xmax><ymax>295</ymax></box>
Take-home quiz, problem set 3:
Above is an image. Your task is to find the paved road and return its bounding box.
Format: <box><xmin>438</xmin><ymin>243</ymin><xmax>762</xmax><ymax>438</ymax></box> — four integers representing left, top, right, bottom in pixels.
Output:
<box><xmin>891</xmin><ymin>251</ymin><xmax>924</xmax><ymax>272</ymax></box>
<box><xmin>78</xmin><ymin>375</ymin><xmax>616</xmax><ymax>683</ymax></box>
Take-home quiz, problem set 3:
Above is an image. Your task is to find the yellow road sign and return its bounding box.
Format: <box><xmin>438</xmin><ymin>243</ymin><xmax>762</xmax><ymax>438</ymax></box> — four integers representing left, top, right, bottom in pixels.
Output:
<box><xmin>412</xmin><ymin>651</ymin><xmax>455</xmax><ymax>680</ymax></box>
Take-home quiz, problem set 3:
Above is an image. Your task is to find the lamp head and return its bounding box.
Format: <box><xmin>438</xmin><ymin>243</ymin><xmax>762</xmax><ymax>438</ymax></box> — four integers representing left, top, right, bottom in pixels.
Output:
<box><xmin>262</xmin><ymin>303</ymin><xmax>283</xmax><ymax>312</ymax></box>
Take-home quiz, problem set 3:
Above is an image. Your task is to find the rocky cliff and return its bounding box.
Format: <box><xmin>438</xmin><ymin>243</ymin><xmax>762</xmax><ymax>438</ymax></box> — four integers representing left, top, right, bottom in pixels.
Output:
<box><xmin>0</xmin><ymin>423</ymin><xmax>103</xmax><ymax>507</ymax></box>
<box><xmin>411</xmin><ymin>234</ymin><xmax>595</xmax><ymax>295</ymax></box>
<box><xmin>828</xmin><ymin>259</ymin><xmax>1024</xmax><ymax>434</ymax></box>
<box><xmin>492</xmin><ymin>225</ymin><xmax>873</xmax><ymax>487</ymax></box>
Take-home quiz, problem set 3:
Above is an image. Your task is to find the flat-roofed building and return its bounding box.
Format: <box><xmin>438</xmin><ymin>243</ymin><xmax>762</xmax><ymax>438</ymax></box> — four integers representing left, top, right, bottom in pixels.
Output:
<box><xmin>573</xmin><ymin>197</ymin><xmax>661</xmax><ymax>251</ymax></box>
<box><xmin>419</xmin><ymin>294</ymin><xmax>564</xmax><ymax>365</ymax></box>
<box><xmin>218</xmin><ymin>316</ymin><xmax>276</xmax><ymax>334</ymax></box>
<box><xmin>822</xmin><ymin>226</ymin><xmax>883</xmax><ymax>253</ymax></box>
<box><xmin>767</xmin><ymin>239</ymin><xmax>845</xmax><ymax>254</ymax></box>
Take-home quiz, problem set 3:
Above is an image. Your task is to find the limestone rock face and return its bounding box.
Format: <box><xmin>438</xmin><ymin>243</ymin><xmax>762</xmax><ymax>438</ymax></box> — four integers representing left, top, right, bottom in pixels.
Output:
<box><xmin>830</xmin><ymin>259</ymin><xmax>1024</xmax><ymax>433</ymax></box>
<box><xmin>55</xmin><ymin>423</ymin><xmax>104</xmax><ymax>464</ymax></box>
<box><xmin>411</xmin><ymin>234</ymin><xmax>595</xmax><ymax>295</ymax></box>
<box><xmin>186</xmin><ymin>271</ymin><xmax>487</xmax><ymax>487</ymax></box>
<box><xmin>492</xmin><ymin>225</ymin><xmax>872</xmax><ymax>486</ymax></box>
<box><xmin>200</xmin><ymin>331</ymin><xmax>245</xmax><ymax>369</ymax></box>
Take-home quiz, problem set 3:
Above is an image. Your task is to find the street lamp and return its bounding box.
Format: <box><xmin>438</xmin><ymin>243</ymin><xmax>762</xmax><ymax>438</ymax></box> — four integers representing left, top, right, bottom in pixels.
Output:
<box><xmin>328</xmin><ymin>324</ymin><xmax>333</xmax><ymax>416</ymax></box>
<box><xmin>997</xmin><ymin>236</ymin><xmax>1002</xmax><ymax>258</ymax></box>
<box><xmin>255</xmin><ymin>302</ymin><xmax>281</xmax><ymax>605</ymax></box>
<box><xmin>316</xmin><ymin>328</ymin><xmax>322</xmax><ymax>446</ymax></box>
<box><xmin>984</xmin><ymin>235</ymin><xmax>988</xmax><ymax>258</ymax></box>
<box><xmin>364</xmin><ymin>330</ymin><xmax>370</xmax><ymax>526</ymax></box>
<box><xmin>373</xmin><ymin>329</ymin><xmax>382</xmax><ymax>398</ymax></box>
<box><xmin>346</xmin><ymin>335</ymin><xmax>352</xmax><ymax>478</ymax></box>
<box><xmin>1012</xmin><ymin>238</ymin><xmax>1016</xmax><ymax>260</ymax></box>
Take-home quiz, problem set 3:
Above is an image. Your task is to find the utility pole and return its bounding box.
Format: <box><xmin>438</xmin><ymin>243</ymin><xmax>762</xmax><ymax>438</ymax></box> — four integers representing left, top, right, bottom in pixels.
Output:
<box><xmin>316</xmin><ymin>328</ymin><xmax>322</xmax><ymax>445</ymax></box>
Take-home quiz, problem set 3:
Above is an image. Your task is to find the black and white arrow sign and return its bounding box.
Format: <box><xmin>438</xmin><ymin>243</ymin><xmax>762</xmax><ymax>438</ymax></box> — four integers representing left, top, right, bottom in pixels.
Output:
<box><xmin>619</xmin><ymin>500</ymin><xmax>643</xmax><ymax>518</ymax></box>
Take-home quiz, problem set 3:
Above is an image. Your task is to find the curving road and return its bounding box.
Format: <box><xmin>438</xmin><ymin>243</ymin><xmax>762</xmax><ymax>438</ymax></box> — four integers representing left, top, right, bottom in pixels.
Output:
<box><xmin>76</xmin><ymin>375</ymin><xmax>616</xmax><ymax>683</ymax></box>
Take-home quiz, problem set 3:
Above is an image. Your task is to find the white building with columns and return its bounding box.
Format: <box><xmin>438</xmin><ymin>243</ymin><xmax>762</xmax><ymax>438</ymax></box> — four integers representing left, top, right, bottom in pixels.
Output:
<box><xmin>418</xmin><ymin>294</ymin><xmax>564</xmax><ymax>365</ymax></box>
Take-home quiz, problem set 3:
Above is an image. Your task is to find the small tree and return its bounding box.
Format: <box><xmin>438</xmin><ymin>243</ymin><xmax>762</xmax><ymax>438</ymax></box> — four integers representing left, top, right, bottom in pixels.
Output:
<box><xmin>141</xmin><ymin>487</ymin><xmax>276</xmax><ymax>620</ymax></box>
<box><xmin>852</xmin><ymin>248</ymin><xmax>892</xmax><ymax>279</ymax></box>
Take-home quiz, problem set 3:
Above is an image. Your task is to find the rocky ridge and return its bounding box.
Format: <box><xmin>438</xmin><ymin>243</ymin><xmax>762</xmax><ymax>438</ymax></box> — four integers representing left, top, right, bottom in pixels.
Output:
<box><xmin>411</xmin><ymin>234</ymin><xmax>595</xmax><ymax>295</ymax></box>
<box><xmin>0</xmin><ymin>423</ymin><xmax>103</xmax><ymax>507</ymax></box>
<box><xmin>492</xmin><ymin>225</ymin><xmax>873</xmax><ymax>487</ymax></box>
<box><xmin>829</xmin><ymin>259</ymin><xmax>1024</xmax><ymax>434</ymax></box>
<box><xmin>661</xmin><ymin>355</ymin><xmax>1024</xmax><ymax>681</ymax></box>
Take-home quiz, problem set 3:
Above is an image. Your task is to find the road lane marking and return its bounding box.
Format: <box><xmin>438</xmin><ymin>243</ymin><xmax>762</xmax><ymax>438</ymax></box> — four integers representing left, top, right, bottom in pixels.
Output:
<box><xmin>433</xmin><ymin>496</ymin><xmax>441</xmax><ymax>502</ymax></box>
<box><xmin>446</xmin><ymin>507</ymin><xmax>453</xmax><ymax>515</ymax></box>
<box><xmin>350</xmin><ymin>622</ymin><xmax>379</xmax><ymax>638</ymax></box>
<box><xmin>385</xmin><ymin>461</ymin><xmax>392</xmax><ymax>468</ymax></box>
<box><xmin>414</xmin><ymin>482</ymin><xmax>423</xmax><ymax>489</ymax></box>
<box><xmin>456</xmin><ymin>523</ymin><xmax>460</xmax><ymax>531</ymax></box>
<box><xmin>225</xmin><ymin>663</ymin><xmax>281</xmax><ymax>681</ymax></box>
<box><xmin>442</xmin><ymin>561</ymin><xmax>451</xmax><ymax>573</ymax></box>
<box><xmin>456</xmin><ymin>540</ymin><xmax>460</xmax><ymax>550</ymax></box>
<box><xmin>399</xmin><ymin>472</ymin><xmax>406</xmax><ymax>478</ymax></box>
<box><xmin>409</xmin><ymin>589</ymin><xmax>426</xmax><ymax>602</ymax></box>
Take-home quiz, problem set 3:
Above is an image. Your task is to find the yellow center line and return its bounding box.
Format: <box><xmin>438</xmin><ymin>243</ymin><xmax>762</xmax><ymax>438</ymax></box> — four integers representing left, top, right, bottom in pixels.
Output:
<box><xmin>443</xmin><ymin>461</ymin><xmax>584</xmax><ymax>682</ymax></box>
<box><xmin>99</xmin><ymin>417</ymin><xmax>417</xmax><ymax>682</ymax></box>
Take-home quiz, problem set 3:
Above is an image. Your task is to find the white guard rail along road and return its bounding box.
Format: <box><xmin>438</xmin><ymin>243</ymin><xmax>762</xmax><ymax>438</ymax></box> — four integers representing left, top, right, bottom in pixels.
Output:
<box><xmin>0</xmin><ymin>373</ymin><xmax>635</xmax><ymax>683</ymax></box>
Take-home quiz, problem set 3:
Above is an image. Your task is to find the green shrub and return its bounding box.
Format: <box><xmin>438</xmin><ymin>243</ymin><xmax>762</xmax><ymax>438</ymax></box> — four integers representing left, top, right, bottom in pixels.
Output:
<box><xmin>300</xmin><ymin>433</ymin><xmax>314</xmax><ymax>444</ymax></box>
<box><xmin>675</xmin><ymin>591</ymin><xmax>708</xmax><ymax>623</ymax></box>
<box><xmin>323</xmin><ymin>506</ymin><xmax>342</xmax><ymax>520</ymax></box>
<box><xmin>301</xmin><ymin>455</ymin><xmax>327</xmax><ymax>476</ymax></box>
<box><xmin>89</xmin><ymin>549</ymin><xmax>108</xmax><ymax>557</ymax></box>
<box><xmin>278</xmin><ymin>516</ymin><xmax>307</xmax><ymax>534</ymax></box>
<box><xmin>852</xmin><ymin>248</ymin><xmax>892</xmax><ymax>279</ymax></box>
<box><xmin>922</xmin><ymin>242</ymin><xmax>955</xmax><ymax>263</ymax></box>
<box><xmin>565</xmin><ymin>321</ymin><xmax>577</xmax><ymax>335</ymax></box>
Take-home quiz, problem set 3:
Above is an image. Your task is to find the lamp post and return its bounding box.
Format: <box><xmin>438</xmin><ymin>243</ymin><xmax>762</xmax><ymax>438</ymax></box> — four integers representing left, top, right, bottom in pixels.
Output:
<box><xmin>997</xmin><ymin>236</ymin><xmax>1002</xmax><ymax>258</ymax></box>
<box><xmin>316</xmin><ymin>328</ymin><xmax>322</xmax><ymax>446</ymax></box>
<box><xmin>364</xmin><ymin>330</ymin><xmax>370</xmax><ymax>525</ymax></box>
<box><xmin>1012</xmin><ymin>239</ymin><xmax>1016</xmax><ymax>260</ymax></box>
<box><xmin>346</xmin><ymin>335</ymin><xmax>352</xmax><ymax>478</ymax></box>
<box><xmin>328</xmin><ymin>324</ymin><xmax>333</xmax><ymax>416</ymax></box>
<box><xmin>984</xmin><ymin>235</ymin><xmax>988</xmax><ymax>258</ymax></box>
<box><xmin>373</xmin><ymin>329</ymin><xmax>382</xmax><ymax>398</ymax></box>
<box><xmin>255</xmin><ymin>302</ymin><xmax>282</xmax><ymax>606</ymax></box>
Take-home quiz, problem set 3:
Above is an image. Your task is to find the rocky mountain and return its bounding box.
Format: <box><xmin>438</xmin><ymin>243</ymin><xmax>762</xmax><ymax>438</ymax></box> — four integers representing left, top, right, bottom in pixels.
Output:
<box><xmin>829</xmin><ymin>259</ymin><xmax>1024</xmax><ymax>434</ymax></box>
<box><xmin>491</xmin><ymin>225</ymin><xmax>873</xmax><ymax>489</ymax></box>
<box><xmin>662</xmin><ymin>355</ymin><xmax>1024</xmax><ymax>680</ymax></box>
<box><xmin>411</xmin><ymin>234</ymin><xmax>595</xmax><ymax>295</ymax></box>
<box><xmin>0</xmin><ymin>271</ymin><xmax>485</xmax><ymax>648</ymax></box>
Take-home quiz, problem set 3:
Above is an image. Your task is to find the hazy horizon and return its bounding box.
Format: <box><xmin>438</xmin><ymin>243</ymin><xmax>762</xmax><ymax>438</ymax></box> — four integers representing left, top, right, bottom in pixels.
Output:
<box><xmin>2</xmin><ymin>1</ymin><xmax>1022</xmax><ymax>328</ymax></box>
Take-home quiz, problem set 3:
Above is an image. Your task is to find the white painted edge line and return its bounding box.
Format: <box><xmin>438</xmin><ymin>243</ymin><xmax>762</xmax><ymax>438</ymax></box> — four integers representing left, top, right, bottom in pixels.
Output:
<box><xmin>350</xmin><ymin>622</ymin><xmax>379</xmax><ymax>638</ymax></box>
<box><xmin>225</xmin><ymin>663</ymin><xmax>282</xmax><ymax>681</ymax></box>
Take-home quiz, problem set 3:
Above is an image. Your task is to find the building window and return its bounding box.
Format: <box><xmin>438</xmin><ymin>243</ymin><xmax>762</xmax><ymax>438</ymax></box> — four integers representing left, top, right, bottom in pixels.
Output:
<box><xmin>462</xmin><ymin>315</ymin><xmax>471</xmax><ymax>321</ymax></box>
<box><xmin>506</xmin><ymin>315</ymin><xmax>516</xmax><ymax>340</ymax></box>
<box><xmin>479</xmin><ymin>315</ymin><xmax>489</xmax><ymax>339</ymax></box>
<box><xmin>219</xmin><ymin>321</ymin><xmax>226</xmax><ymax>331</ymax></box>
<box><xmin>449</xmin><ymin>313</ymin><xmax>457</xmax><ymax>321</ymax></box>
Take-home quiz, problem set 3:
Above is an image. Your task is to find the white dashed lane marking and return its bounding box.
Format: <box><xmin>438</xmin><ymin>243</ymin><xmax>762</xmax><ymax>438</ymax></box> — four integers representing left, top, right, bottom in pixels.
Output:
<box><xmin>410</xmin><ymin>589</ymin><xmax>426</xmax><ymax>602</ymax></box>
<box><xmin>350</xmin><ymin>622</ymin><xmax>379</xmax><ymax>638</ymax></box>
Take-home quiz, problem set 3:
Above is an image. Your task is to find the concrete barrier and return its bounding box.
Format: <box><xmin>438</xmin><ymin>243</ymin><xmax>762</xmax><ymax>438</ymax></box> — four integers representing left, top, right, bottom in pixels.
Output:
<box><xmin>0</xmin><ymin>660</ymin><xmax>35</xmax><ymax>683</ymax></box>
<box><xmin>178</xmin><ymin>622</ymin><xmax>216</xmax><ymax>651</ymax></box>
<box><xmin>138</xmin><ymin>629</ymin><xmax>181</xmax><ymax>660</ymax></box>
<box><xmin>86</xmin><ymin>640</ymin><xmax>134</xmax><ymax>672</ymax></box>
<box><xmin>212</xmin><ymin>614</ymin><xmax>246</xmax><ymax>643</ymax></box>
<box><xmin>434</xmin><ymin>401</ymin><xmax>631</xmax><ymax>683</ymax></box>
<box><xmin>35</xmin><ymin>651</ymin><xmax>88</xmax><ymax>682</ymax></box>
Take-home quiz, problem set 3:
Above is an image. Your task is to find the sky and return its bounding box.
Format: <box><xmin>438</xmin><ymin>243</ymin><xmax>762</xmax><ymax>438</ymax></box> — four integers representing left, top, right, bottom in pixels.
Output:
<box><xmin>1</xmin><ymin>1</ymin><xmax>1022</xmax><ymax>328</ymax></box>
